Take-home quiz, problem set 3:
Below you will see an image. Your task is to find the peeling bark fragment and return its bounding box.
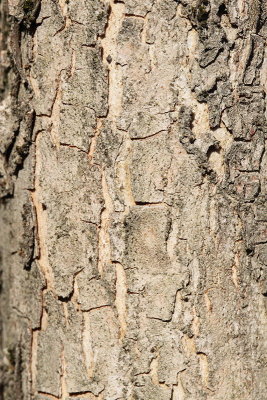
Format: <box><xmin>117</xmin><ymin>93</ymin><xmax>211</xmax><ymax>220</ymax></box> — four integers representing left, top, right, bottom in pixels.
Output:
<box><xmin>67</xmin><ymin>0</ymin><xmax>109</xmax><ymax>45</ymax></box>
<box><xmin>58</xmin><ymin>105</ymin><xmax>96</xmax><ymax>152</ymax></box>
<box><xmin>77</xmin><ymin>277</ymin><xmax>113</xmax><ymax>312</ymax></box>
<box><xmin>36</xmin><ymin>294</ymin><xmax>64</xmax><ymax>397</ymax></box>
<box><xmin>12</xmin><ymin>261</ymin><xmax>45</xmax><ymax>329</ymax></box>
<box><xmin>62</xmin><ymin>48</ymin><xmax>108</xmax><ymax>118</ymax></box>
<box><xmin>131</xmin><ymin>132</ymin><xmax>172</xmax><ymax>203</ymax></box>
<box><xmin>85</xmin><ymin>307</ymin><xmax>125</xmax><ymax>399</ymax></box>
<box><xmin>124</xmin><ymin>206</ymin><xmax>170</xmax><ymax>274</ymax></box>
<box><xmin>64</xmin><ymin>303</ymin><xmax>94</xmax><ymax>394</ymax></box>
<box><xmin>35</xmin><ymin>135</ymin><xmax>103</xmax><ymax>298</ymax></box>
<box><xmin>123</xmin><ymin>0</ymin><xmax>154</xmax><ymax>17</ymax></box>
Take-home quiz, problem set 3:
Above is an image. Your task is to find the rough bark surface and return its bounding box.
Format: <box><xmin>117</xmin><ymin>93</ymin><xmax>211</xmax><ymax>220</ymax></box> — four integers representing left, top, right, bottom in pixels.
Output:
<box><xmin>0</xmin><ymin>0</ymin><xmax>267</xmax><ymax>399</ymax></box>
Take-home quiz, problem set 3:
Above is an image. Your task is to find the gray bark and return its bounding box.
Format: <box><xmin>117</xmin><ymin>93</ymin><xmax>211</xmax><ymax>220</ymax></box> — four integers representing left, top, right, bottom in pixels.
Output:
<box><xmin>0</xmin><ymin>0</ymin><xmax>267</xmax><ymax>399</ymax></box>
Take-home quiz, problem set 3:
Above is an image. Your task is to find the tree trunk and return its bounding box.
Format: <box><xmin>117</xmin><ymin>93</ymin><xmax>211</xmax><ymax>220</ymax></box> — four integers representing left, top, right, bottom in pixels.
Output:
<box><xmin>0</xmin><ymin>0</ymin><xmax>267</xmax><ymax>399</ymax></box>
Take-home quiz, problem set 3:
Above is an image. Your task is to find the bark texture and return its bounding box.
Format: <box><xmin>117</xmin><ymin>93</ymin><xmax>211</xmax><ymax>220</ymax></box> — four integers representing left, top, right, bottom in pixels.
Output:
<box><xmin>0</xmin><ymin>0</ymin><xmax>267</xmax><ymax>399</ymax></box>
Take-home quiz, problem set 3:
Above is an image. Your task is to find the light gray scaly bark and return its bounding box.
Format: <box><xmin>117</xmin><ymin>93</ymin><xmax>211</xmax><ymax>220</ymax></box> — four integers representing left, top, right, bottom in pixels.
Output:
<box><xmin>0</xmin><ymin>0</ymin><xmax>266</xmax><ymax>399</ymax></box>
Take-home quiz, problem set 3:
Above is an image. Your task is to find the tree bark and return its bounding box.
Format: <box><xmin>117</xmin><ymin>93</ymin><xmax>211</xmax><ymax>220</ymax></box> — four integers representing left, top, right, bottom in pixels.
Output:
<box><xmin>0</xmin><ymin>0</ymin><xmax>267</xmax><ymax>399</ymax></box>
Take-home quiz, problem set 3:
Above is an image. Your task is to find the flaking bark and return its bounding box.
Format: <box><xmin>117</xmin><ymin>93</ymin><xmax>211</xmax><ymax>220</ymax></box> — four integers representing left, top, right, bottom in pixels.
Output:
<box><xmin>0</xmin><ymin>0</ymin><xmax>267</xmax><ymax>399</ymax></box>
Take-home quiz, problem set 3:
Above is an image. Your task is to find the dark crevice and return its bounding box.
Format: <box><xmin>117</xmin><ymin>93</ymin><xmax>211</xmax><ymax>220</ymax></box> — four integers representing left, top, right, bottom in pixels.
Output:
<box><xmin>256</xmin><ymin>0</ymin><xmax>266</xmax><ymax>34</ymax></box>
<box><xmin>217</xmin><ymin>3</ymin><xmax>227</xmax><ymax>18</ymax></box>
<box><xmin>125</xmin><ymin>13</ymin><xmax>145</xmax><ymax>19</ymax></box>
<box><xmin>135</xmin><ymin>201</ymin><xmax>166</xmax><ymax>206</ymax></box>
<box><xmin>246</xmin><ymin>248</ymin><xmax>254</xmax><ymax>256</ymax></box>
<box><xmin>207</xmin><ymin>143</ymin><xmax>221</xmax><ymax>160</ymax></box>
<box><xmin>21</xmin><ymin>0</ymin><xmax>42</xmax><ymax>31</ymax></box>
<box><xmin>195</xmin><ymin>0</ymin><xmax>210</xmax><ymax>27</ymax></box>
<box><xmin>98</xmin><ymin>3</ymin><xmax>112</xmax><ymax>40</ymax></box>
<box><xmin>58</xmin><ymin>291</ymin><xmax>74</xmax><ymax>303</ymax></box>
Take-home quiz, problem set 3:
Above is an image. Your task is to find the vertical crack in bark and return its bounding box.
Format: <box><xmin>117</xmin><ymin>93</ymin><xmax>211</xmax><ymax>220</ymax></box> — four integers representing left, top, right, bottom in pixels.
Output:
<box><xmin>63</xmin><ymin>303</ymin><xmax>69</xmax><ymax>327</ymax></box>
<box><xmin>88</xmin><ymin>118</ymin><xmax>102</xmax><ymax>165</ymax></box>
<box><xmin>98</xmin><ymin>171</ymin><xmax>114</xmax><ymax>277</ymax></box>
<box><xmin>101</xmin><ymin>0</ymin><xmax>125</xmax><ymax>127</ymax></box>
<box><xmin>231</xmin><ymin>252</ymin><xmax>240</xmax><ymax>289</ymax></box>
<box><xmin>166</xmin><ymin>217</ymin><xmax>179</xmax><ymax>261</ymax></box>
<box><xmin>30</xmin><ymin>130</ymin><xmax>56</xmax><ymax>397</ymax></box>
<box><xmin>171</xmin><ymin>370</ymin><xmax>186</xmax><ymax>400</ymax></box>
<box><xmin>197</xmin><ymin>352</ymin><xmax>210</xmax><ymax>389</ymax></box>
<box><xmin>82</xmin><ymin>312</ymin><xmax>95</xmax><ymax>380</ymax></box>
<box><xmin>30</xmin><ymin>329</ymin><xmax>38</xmax><ymax>397</ymax></box>
<box><xmin>99</xmin><ymin>1</ymin><xmax>134</xmax><ymax>343</ymax></box>
<box><xmin>31</xmin><ymin>134</ymin><xmax>54</xmax><ymax>291</ymax></box>
<box><xmin>116</xmin><ymin>135</ymin><xmax>136</xmax><ymax>212</ymax></box>
<box><xmin>60</xmin><ymin>347</ymin><xmax>68</xmax><ymax>400</ymax></box>
<box><xmin>204</xmin><ymin>290</ymin><xmax>213</xmax><ymax>313</ymax></box>
<box><xmin>114</xmin><ymin>262</ymin><xmax>127</xmax><ymax>339</ymax></box>
<box><xmin>69</xmin><ymin>49</ymin><xmax>76</xmax><ymax>79</ymax></box>
<box><xmin>49</xmin><ymin>74</ymin><xmax>63</xmax><ymax>149</ymax></box>
<box><xmin>57</xmin><ymin>0</ymin><xmax>72</xmax><ymax>34</ymax></box>
<box><xmin>150</xmin><ymin>355</ymin><xmax>169</xmax><ymax>389</ymax></box>
<box><xmin>149</xmin><ymin>356</ymin><xmax>160</xmax><ymax>386</ymax></box>
<box><xmin>192</xmin><ymin>306</ymin><xmax>200</xmax><ymax>337</ymax></box>
<box><xmin>29</xmin><ymin>30</ymin><xmax>40</xmax><ymax>97</ymax></box>
<box><xmin>31</xmin><ymin>291</ymin><xmax>49</xmax><ymax>395</ymax></box>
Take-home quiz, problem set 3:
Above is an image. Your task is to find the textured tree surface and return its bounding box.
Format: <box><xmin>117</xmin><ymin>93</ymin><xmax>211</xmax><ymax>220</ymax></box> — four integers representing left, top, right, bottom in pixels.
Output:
<box><xmin>0</xmin><ymin>0</ymin><xmax>267</xmax><ymax>399</ymax></box>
